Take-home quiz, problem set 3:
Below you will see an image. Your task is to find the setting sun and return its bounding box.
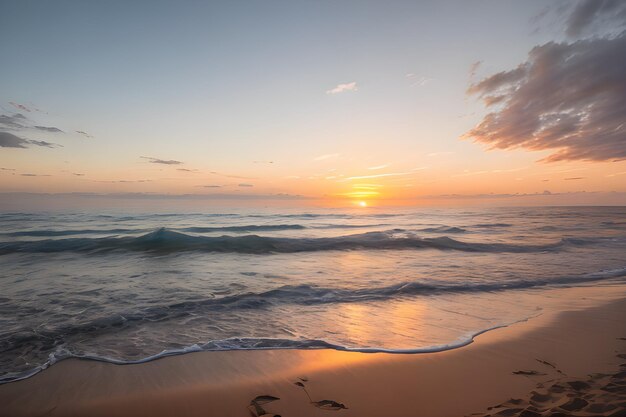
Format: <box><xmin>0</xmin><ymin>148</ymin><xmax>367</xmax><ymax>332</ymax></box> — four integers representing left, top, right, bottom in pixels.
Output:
<box><xmin>1</xmin><ymin>2</ymin><xmax>626</xmax><ymax>417</ymax></box>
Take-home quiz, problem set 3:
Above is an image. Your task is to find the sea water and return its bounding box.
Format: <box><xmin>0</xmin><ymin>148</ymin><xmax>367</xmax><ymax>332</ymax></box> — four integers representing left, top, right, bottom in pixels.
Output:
<box><xmin>1</xmin><ymin>206</ymin><xmax>625</xmax><ymax>382</ymax></box>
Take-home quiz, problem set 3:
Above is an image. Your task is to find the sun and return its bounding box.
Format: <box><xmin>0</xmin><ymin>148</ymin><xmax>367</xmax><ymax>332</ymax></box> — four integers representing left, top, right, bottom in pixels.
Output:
<box><xmin>358</xmin><ymin>201</ymin><xmax>368</xmax><ymax>207</ymax></box>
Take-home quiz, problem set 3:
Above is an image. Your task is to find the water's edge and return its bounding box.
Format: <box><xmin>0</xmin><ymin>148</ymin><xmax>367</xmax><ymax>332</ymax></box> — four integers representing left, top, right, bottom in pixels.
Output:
<box><xmin>0</xmin><ymin>312</ymin><xmax>542</xmax><ymax>386</ymax></box>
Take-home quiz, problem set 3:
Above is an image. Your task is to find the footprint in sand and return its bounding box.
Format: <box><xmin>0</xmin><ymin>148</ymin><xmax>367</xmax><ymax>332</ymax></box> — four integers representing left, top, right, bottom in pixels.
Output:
<box><xmin>248</xmin><ymin>395</ymin><xmax>282</xmax><ymax>417</ymax></box>
<box><xmin>465</xmin><ymin>351</ymin><xmax>626</xmax><ymax>417</ymax></box>
<box><xmin>294</xmin><ymin>380</ymin><xmax>348</xmax><ymax>411</ymax></box>
<box><xmin>512</xmin><ymin>370</ymin><xmax>546</xmax><ymax>376</ymax></box>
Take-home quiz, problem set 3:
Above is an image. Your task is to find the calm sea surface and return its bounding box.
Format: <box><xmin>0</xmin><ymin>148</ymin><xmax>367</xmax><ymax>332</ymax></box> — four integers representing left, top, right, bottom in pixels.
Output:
<box><xmin>1</xmin><ymin>206</ymin><xmax>625</xmax><ymax>382</ymax></box>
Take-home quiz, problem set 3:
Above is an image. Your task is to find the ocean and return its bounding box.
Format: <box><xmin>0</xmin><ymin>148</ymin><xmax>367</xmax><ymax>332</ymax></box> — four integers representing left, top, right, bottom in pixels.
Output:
<box><xmin>1</xmin><ymin>206</ymin><xmax>625</xmax><ymax>383</ymax></box>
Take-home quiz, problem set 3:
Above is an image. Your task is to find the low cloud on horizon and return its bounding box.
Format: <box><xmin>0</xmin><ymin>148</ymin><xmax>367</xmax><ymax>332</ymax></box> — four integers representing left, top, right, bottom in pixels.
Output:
<box><xmin>140</xmin><ymin>156</ymin><xmax>184</xmax><ymax>165</ymax></box>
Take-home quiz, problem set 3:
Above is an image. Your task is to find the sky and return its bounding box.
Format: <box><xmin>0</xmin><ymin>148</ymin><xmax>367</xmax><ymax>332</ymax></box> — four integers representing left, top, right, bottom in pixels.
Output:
<box><xmin>1</xmin><ymin>0</ymin><xmax>625</xmax><ymax>208</ymax></box>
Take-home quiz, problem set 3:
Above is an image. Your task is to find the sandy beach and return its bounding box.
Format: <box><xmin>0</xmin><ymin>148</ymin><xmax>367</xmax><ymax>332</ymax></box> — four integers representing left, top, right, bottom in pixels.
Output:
<box><xmin>1</xmin><ymin>296</ymin><xmax>624</xmax><ymax>417</ymax></box>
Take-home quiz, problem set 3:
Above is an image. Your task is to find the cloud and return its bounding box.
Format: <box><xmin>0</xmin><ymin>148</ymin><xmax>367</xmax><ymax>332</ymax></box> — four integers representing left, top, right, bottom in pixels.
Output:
<box><xmin>208</xmin><ymin>171</ymin><xmax>257</xmax><ymax>180</ymax></box>
<box><xmin>27</xmin><ymin>140</ymin><xmax>60</xmax><ymax>148</ymax></box>
<box><xmin>326</xmin><ymin>82</ymin><xmax>357</xmax><ymax>95</ymax></box>
<box><xmin>342</xmin><ymin>172</ymin><xmax>412</xmax><ymax>181</ymax></box>
<box><xmin>93</xmin><ymin>179</ymin><xmax>152</xmax><ymax>183</ymax></box>
<box><xmin>20</xmin><ymin>173</ymin><xmax>51</xmax><ymax>177</ymax></box>
<box><xmin>0</xmin><ymin>132</ymin><xmax>60</xmax><ymax>148</ymax></box>
<box><xmin>238</xmin><ymin>183</ymin><xmax>254</xmax><ymax>187</ymax></box>
<box><xmin>465</xmin><ymin>32</ymin><xmax>626</xmax><ymax>162</ymax></box>
<box><xmin>34</xmin><ymin>125</ymin><xmax>63</xmax><ymax>133</ymax></box>
<box><xmin>9</xmin><ymin>102</ymin><xmax>31</xmax><ymax>112</ymax></box>
<box><xmin>469</xmin><ymin>61</ymin><xmax>482</xmax><ymax>78</ymax></box>
<box><xmin>177</xmin><ymin>168</ymin><xmax>198</xmax><ymax>172</ymax></box>
<box><xmin>314</xmin><ymin>153</ymin><xmax>340</xmax><ymax>161</ymax></box>
<box><xmin>564</xmin><ymin>177</ymin><xmax>585</xmax><ymax>180</ymax></box>
<box><xmin>76</xmin><ymin>130</ymin><xmax>93</xmax><ymax>138</ymax></box>
<box><xmin>200</xmin><ymin>185</ymin><xmax>222</xmax><ymax>188</ymax></box>
<box><xmin>565</xmin><ymin>0</ymin><xmax>626</xmax><ymax>38</ymax></box>
<box><xmin>1</xmin><ymin>192</ymin><xmax>308</xmax><ymax>201</ymax></box>
<box><xmin>72</xmin><ymin>173</ymin><xmax>85</xmax><ymax>176</ymax></box>
<box><xmin>140</xmin><ymin>156</ymin><xmax>183</xmax><ymax>165</ymax></box>
<box><xmin>368</xmin><ymin>164</ymin><xmax>388</xmax><ymax>170</ymax></box>
<box><xmin>406</xmin><ymin>75</ymin><xmax>433</xmax><ymax>87</ymax></box>
<box><xmin>0</xmin><ymin>114</ymin><xmax>27</xmax><ymax>129</ymax></box>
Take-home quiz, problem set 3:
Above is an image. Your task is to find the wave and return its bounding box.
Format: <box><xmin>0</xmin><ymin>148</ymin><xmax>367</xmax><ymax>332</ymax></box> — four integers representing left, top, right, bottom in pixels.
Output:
<box><xmin>0</xmin><ymin>316</ymin><xmax>534</xmax><ymax>385</ymax></box>
<box><xmin>1</xmin><ymin>224</ymin><xmax>390</xmax><ymax>238</ymax></box>
<box><xmin>181</xmin><ymin>224</ymin><xmax>305</xmax><ymax>233</ymax></box>
<box><xmin>1</xmin><ymin>267</ymin><xmax>624</xmax><ymax>384</ymax></box>
<box><xmin>4</xmin><ymin>228</ymin><xmax>144</xmax><ymax>237</ymax></box>
<box><xmin>418</xmin><ymin>226</ymin><xmax>467</xmax><ymax>233</ymax></box>
<box><xmin>473</xmin><ymin>223</ymin><xmax>512</xmax><ymax>228</ymax></box>
<box><xmin>0</xmin><ymin>228</ymin><xmax>611</xmax><ymax>255</ymax></box>
<box><xmin>2</xmin><ymin>266</ymin><xmax>624</xmax><ymax>364</ymax></box>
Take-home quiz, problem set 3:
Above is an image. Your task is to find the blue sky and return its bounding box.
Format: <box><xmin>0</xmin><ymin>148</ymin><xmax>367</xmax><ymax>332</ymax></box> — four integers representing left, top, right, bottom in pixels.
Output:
<box><xmin>1</xmin><ymin>0</ymin><xmax>625</xmax><ymax>206</ymax></box>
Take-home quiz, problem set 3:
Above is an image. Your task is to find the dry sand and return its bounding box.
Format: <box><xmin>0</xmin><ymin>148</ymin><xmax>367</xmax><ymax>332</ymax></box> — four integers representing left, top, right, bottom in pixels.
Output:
<box><xmin>1</xmin><ymin>298</ymin><xmax>624</xmax><ymax>417</ymax></box>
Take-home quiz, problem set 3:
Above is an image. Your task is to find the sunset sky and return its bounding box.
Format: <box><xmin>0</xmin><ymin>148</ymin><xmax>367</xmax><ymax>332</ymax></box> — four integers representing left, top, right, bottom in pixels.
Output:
<box><xmin>1</xmin><ymin>0</ymin><xmax>625</xmax><ymax>207</ymax></box>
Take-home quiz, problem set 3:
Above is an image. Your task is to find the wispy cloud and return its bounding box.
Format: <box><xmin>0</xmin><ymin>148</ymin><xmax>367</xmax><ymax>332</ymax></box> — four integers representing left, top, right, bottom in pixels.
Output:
<box><xmin>0</xmin><ymin>132</ymin><xmax>60</xmax><ymax>148</ymax></box>
<box><xmin>0</xmin><ymin>114</ymin><xmax>27</xmax><ymax>129</ymax></box>
<box><xmin>9</xmin><ymin>102</ymin><xmax>32</xmax><ymax>112</ymax></box>
<box><xmin>76</xmin><ymin>130</ymin><xmax>93</xmax><ymax>138</ymax></box>
<box><xmin>564</xmin><ymin>177</ymin><xmax>585</xmax><ymax>180</ymax></box>
<box><xmin>238</xmin><ymin>183</ymin><xmax>254</xmax><ymax>187</ymax></box>
<box><xmin>406</xmin><ymin>73</ymin><xmax>433</xmax><ymax>87</ymax></box>
<box><xmin>176</xmin><ymin>168</ymin><xmax>199</xmax><ymax>173</ymax></box>
<box><xmin>342</xmin><ymin>172</ymin><xmax>411</xmax><ymax>181</ymax></box>
<box><xmin>20</xmin><ymin>173</ymin><xmax>51</xmax><ymax>177</ymax></box>
<box><xmin>209</xmin><ymin>171</ymin><xmax>257</xmax><ymax>180</ymax></box>
<box><xmin>34</xmin><ymin>125</ymin><xmax>63</xmax><ymax>133</ymax></box>
<box><xmin>314</xmin><ymin>153</ymin><xmax>340</xmax><ymax>161</ymax></box>
<box><xmin>140</xmin><ymin>156</ymin><xmax>183</xmax><ymax>165</ymax></box>
<box><xmin>367</xmin><ymin>164</ymin><xmax>388</xmax><ymax>170</ymax></box>
<box><xmin>469</xmin><ymin>61</ymin><xmax>482</xmax><ymax>78</ymax></box>
<box><xmin>565</xmin><ymin>0</ymin><xmax>626</xmax><ymax>38</ymax></box>
<box><xmin>326</xmin><ymin>82</ymin><xmax>357</xmax><ymax>95</ymax></box>
<box><xmin>94</xmin><ymin>179</ymin><xmax>152</xmax><ymax>183</ymax></box>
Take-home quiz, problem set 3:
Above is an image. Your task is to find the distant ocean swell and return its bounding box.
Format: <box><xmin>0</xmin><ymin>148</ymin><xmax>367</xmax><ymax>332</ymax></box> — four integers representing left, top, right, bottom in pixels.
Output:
<box><xmin>0</xmin><ymin>228</ymin><xmax>620</xmax><ymax>255</ymax></box>
<box><xmin>1</xmin><ymin>224</ymin><xmax>459</xmax><ymax>237</ymax></box>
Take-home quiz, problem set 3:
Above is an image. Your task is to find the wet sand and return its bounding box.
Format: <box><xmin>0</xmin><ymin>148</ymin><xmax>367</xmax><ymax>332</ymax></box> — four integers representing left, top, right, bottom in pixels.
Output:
<box><xmin>1</xmin><ymin>298</ymin><xmax>624</xmax><ymax>417</ymax></box>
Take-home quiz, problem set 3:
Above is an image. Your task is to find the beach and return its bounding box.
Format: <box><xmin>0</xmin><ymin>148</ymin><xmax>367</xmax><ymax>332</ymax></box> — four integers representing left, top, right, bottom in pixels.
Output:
<box><xmin>1</xmin><ymin>296</ymin><xmax>624</xmax><ymax>417</ymax></box>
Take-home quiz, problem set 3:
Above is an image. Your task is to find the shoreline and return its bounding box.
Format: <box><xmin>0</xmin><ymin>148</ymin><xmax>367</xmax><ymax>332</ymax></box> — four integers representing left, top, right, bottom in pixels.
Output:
<box><xmin>1</xmin><ymin>295</ymin><xmax>625</xmax><ymax>416</ymax></box>
<box><xmin>0</xmin><ymin>315</ymin><xmax>536</xmax><ymax>386</ymax></box>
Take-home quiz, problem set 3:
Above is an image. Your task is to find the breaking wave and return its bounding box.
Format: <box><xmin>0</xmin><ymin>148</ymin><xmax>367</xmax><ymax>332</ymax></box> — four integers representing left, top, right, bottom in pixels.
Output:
<box><xmin>0</xmin><ymin>228</ymin><xmax>616</xmax><ymax>255</ymax></box>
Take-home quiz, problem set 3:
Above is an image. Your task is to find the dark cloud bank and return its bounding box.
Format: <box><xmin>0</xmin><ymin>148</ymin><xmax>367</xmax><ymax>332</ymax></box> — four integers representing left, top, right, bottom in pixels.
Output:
<box><xmin>466</xmin><ymin>1</ymin><xmax>626</xmax><ymax>163</ymax></box>
<box><xmin>0</xmin><ymin>132</ymin><xmax>60</xmax><ymax>149</ymax></box>
<box><xmin>565</xmin><ymin>0</ymin><xmax>626</xmax><ymax>38</ymax></box>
